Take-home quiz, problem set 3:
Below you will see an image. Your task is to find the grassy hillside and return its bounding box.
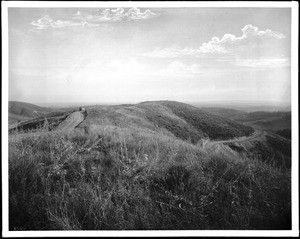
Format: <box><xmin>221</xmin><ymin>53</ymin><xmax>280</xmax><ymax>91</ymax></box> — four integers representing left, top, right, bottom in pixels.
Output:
<box><xmin>240</xmin><ymin>112</ymin><xmax>291</xmax><ymax>138</ymax></box>
<box><xmin>8</xmin><ymin>101</ymin><xmax>291</xmax><ymax>230</ymax></box>
<box><xmin>9</xmin><ymin>101</ymin><xmax>54</xmax><ymax>124</ymax></box>
<box><xmin>150</xmin><ymin>101</ymin><xmax>254</xmax><ymax>141</ymax></box>
<box><xmin>9</xmin><ymin>112</ymin><xmax>32</xmax><ymax>124</ymax></box>
<box><xmin>201</xmin><ymin>107</ymin><xmax>291</xmax><ymax>138</ymax></box>
<box><xmin>80</xmin><ymin>101</ymin><xmax>254</xmax><ymax>144</ymax></box>
<box><xmin>9</xmin><ymin>126</ymin><xmax>290</xmax><ymax>230</ymax></box>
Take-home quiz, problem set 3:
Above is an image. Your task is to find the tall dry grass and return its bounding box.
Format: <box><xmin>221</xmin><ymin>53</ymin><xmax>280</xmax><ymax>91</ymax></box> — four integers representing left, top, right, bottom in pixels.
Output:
<box><xmin>9</xmin><ymin>126</ymin><xmax>291</xmax><ymax>230</ymax></box>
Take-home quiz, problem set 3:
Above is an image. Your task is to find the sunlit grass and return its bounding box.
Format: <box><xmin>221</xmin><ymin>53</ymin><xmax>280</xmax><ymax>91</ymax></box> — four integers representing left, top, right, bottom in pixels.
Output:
<box><xmin>9</xmin><ymin>126</ymin><xmax>291</xmax><ymax>230</ymax></box>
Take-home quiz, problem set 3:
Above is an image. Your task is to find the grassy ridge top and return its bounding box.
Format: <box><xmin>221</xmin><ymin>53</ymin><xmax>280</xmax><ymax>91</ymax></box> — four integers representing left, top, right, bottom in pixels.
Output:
<box><xmin>81</xmin><ymin>100</ymin><xmax>254</xmax><ymax>143</ymax></box>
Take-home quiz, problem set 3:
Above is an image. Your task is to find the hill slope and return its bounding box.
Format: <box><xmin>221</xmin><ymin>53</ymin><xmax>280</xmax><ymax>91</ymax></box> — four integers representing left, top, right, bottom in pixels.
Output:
<box><xmin>80</xmin><ymin>101</ymin><xmax>254</xmax><ymax>143</ymax></box>
<box><xmin>8</xmin><ymin>100</ymin><xmax>291</xmax><ymax>230</ymax></box>
<box><xmin>201</xmin><ymin>107</ymin><xmax>291</xmax><ymax>138</ymax></box>
<box><xmin>9</xmin><ymin>101</ymin><xmax>54</xmax><ymax>124</ymax></box>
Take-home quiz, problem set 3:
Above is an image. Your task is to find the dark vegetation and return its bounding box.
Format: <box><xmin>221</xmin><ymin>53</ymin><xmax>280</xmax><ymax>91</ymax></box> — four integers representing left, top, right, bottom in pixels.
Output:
<box><xmin>247</xmin><ymin>137</ymin><xmax>291</xmax><ymax>169</ymax></box>
<box><xmin>8</xmin><ymin>100</ymin><xmax>81</xmax><ymax>133</ymax></box>
<box><xmin>235</xmin><ymin>111</ymin><xmax>291</xmax><ymax>122</ymax></box>
<box><xmin>8</xmin><ymin>101</ymin><xmax>291</xmax><ymax>230</ymax></box>
<box><xmin>9</xmin><ymin>115</ymin><xmax>68</xmax><ymax>133</ymax></box>
<box><xmin>201</xmin><ymin>107</ymin><xmax>291</xmax><ymax>135</ymax></box>
<box><xmin>266</xmin><ymin>135</ymin><xmax>291</xmax><ymax>159</ymax></box>
<box><xmin>9</xmin><ymin>110</ymin><xmax>76</xmax><ymax>133</ymax></box>
<box><xmin>254</xmin><ymin>120</ymin><xmax>273</xmax><ymax>127</ymax></box>
<box><xmin>276</xmin><ymin>128</ymin><xmax>291</xmax><ymax>140</ymax></box>
<box><xmin>235</xmin><ymin>111</ymin><xmax>291</xmax><ymax>133</ymax></box>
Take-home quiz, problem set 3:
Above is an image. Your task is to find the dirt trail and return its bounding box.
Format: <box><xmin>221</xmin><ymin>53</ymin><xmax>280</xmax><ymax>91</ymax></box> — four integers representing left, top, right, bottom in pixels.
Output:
<box><xmin>55</xmin><ymin>111</ymin><xmax>85</xmax><ymax>131</ymax></box>
<box><xmin>210</xmin><ymin>130</ymin><xmax>265</xmax><ymax>145</ymax></box>
<box><xmin>199</xmin><ymin>130</ymin><xmax>265</xmax><ymax>158</ymax></box>
<box><xmin>201</xmin><ymin>130</ymin><xmax>265</xmax><ymax>149</ymax></box>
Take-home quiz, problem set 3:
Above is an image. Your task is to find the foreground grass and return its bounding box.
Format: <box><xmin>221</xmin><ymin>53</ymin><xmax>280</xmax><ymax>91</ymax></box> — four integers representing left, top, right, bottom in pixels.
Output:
<box><xmin>9</xmin><ymin>126</ymin><xmax>291</xmax><ymax>230</ymax></box>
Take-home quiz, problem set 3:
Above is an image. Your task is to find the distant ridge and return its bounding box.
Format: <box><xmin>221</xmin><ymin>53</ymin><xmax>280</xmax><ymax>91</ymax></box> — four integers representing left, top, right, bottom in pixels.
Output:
<box><xmin>9</xmin><ymin>101</ymin><xmax>54</xmax><ymax>124</ymax></box>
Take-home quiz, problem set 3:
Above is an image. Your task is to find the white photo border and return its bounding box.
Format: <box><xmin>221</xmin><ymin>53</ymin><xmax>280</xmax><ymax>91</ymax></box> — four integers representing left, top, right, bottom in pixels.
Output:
<box><xmin>2</xmin><ymin>1</ymin><xmax>299</xmax><ymax>237</ymax></box>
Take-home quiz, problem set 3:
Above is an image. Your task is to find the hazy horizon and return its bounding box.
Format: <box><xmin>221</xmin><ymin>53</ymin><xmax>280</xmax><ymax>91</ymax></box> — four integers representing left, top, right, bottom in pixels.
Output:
<box><xmin>9</xmin><ymin>7</ymin><xmax>291</xmax><ymax>105</ymax></box>
<box><xmin>9</xmin><ymin>99</ymin><xmax>291</xmax><ymax>113</ymax></box>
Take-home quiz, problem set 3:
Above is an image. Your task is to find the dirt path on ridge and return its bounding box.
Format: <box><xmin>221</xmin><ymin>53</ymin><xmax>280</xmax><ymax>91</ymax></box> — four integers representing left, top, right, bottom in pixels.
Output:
<box><xmin>201</xmin><ymin>130</ymin><xmax>265</xmax><ymax>149</ymax></box>
<box><xmin>209</xmin><ymin>130</ymin><xmax>265</xmax><ymax>145</ymax></box>
<box><xmin>55</xmin><ymin>111</ymin><xmax>85</xmax><ymax>131</ymax></box>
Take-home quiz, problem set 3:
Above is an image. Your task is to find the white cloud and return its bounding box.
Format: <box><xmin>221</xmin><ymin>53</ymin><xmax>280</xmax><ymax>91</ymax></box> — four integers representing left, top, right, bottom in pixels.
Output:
<box><xmin>126</xmin><ymin>8</ymin><xmax>156</xmax><ymax>21</ymax></box>
<box><xmin>241</xmin><ymin>24</ymin><xmax>285</xmax><ymax>39</ymax></box>
<box><xmin>140</xmin><ymin>24</ymin><xmax>287</xmax><ymax>61</ymax></box>
<box><xmin>199</xmin><ymin>24</ymin><xmax>286</xmax><ymax>56</ymax></box>
<box><xmin>86</xmin><ymin>7</ymin><xmax>156</xmax><ymax>22</ymax></box>
<box><xmin>31</xmin><ymin>15</ymin><xmax>99</xmax><ymax>30</ymax></box>
<box><xmin>31</xmin><ymin>8</ymin><xmax>156</xmax><ymax>30</ymax></box>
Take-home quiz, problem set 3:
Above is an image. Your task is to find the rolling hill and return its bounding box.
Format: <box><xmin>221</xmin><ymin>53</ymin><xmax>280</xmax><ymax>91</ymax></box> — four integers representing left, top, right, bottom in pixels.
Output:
<box><xmin>201</xmin><ymin>107</ymin><xmax>291</xmax><ymax>139</ymax></box>
<box><xmin>9</xmin><ymin>101</ymin><xmax>54</xmax><ymax>124</ymax></box>
<box><xmin>8</xmin><ymin>100</ymin><xmax>291</xmax><ymax>230</ymax></box>
<box><xmin>80</xmin><ymin>101</ymin><xmax>254</xmax><ymax>143</ymax></box>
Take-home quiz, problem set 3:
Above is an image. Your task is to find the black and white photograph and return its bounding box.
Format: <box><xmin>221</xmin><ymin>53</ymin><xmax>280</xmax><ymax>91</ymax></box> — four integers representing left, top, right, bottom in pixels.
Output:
<box><xmin>2</xmin><ymin>1</ymin><xmax>299</xmax><ymax>237</ymax></box>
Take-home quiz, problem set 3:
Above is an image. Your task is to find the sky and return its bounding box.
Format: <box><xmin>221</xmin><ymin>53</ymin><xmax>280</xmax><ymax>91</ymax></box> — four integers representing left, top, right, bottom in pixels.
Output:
<box><xmin>8</xmin><ymin>7</ymin><xmax>291</xmax><ymax>106</ymax></box>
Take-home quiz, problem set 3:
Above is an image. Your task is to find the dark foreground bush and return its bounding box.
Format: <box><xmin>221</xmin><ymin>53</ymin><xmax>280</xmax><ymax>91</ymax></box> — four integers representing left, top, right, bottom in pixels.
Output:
<box><xmin>9</xmin><ymin>129</ymin><xmax>291</xmax><ymax>230</ymax></box>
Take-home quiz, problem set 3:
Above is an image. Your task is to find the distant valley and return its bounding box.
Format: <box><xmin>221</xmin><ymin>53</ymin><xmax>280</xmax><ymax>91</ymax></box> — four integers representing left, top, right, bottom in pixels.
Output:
<box><xmin>201</xmin><ymin>107</ymin><xmax>291</xmax><ymax>139</ymax></box>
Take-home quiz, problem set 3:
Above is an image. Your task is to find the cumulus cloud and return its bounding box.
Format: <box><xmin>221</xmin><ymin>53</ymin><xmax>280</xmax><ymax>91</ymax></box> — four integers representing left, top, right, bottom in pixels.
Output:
<box><xmin>31</xmin><ymin>8</ymin><xmax>156</xmax><ymax>30</ymax></box>
<box><xmin>199</xmin><ymin>24</ymin><xmax>285</xmax><ymax>57</ymax></box>
<box><xmin>140</xmin><ymin>24</ymin><xmax>287</xmax><ymax>61</ymax></box>
<box><xmin>85</xmin><ymin>7</ymin><xmax>156</xmax><ymax>22</ymax></box>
